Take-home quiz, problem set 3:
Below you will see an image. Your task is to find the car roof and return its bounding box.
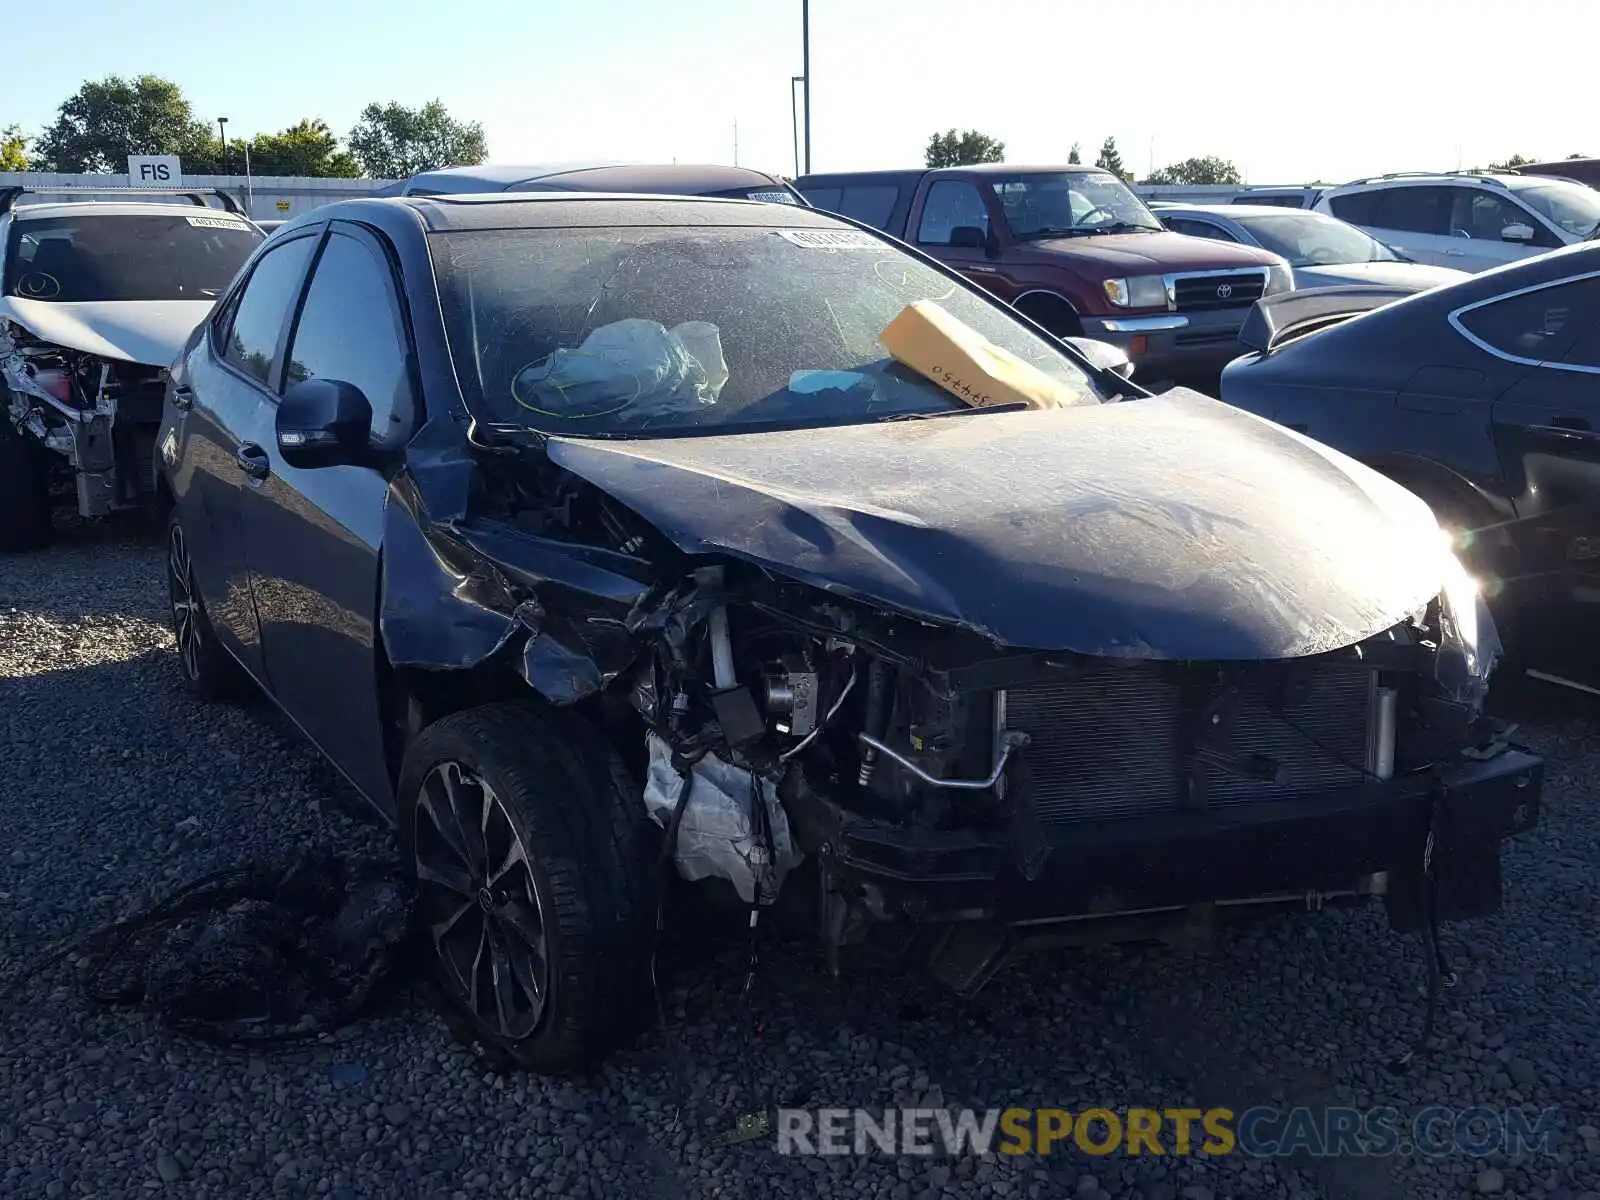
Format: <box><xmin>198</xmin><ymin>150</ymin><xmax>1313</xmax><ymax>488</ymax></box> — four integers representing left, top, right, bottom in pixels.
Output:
<box><xmin>330</xmin><ymin>192</ymin><xmax>848</xmax><ymax>234</ymax></box>
<box><xmin>394</xmin><ymin>161</ymin><xmax>786</xmax><ymax>195</ymax></box>
<box><xmin>798</xmin><ymin>163</ymin><xmax>1112</xmax><ymax>184</ymax></box>
<box><xmin>953</xmin><ymin>163</ymin><xmax>1110</xmax><ymax>175</ymax></box>
<box><xmin>8</xmin><ymin>201</ymin><xmax>249</xmax><ymax>221</ymax></box>
<box><xmin>388</xmin><ymin>161</ymin><xmax>632</xmax><ymax>192</ymax></box>
<box><xmin>1331</xmin><ymin>172</ymin><xmax>1525</xmax><ymax>191</ymax></box>
<box><xmin>1161</xmin><ymin>204</ymin><xmax>1326</xmax><ymax>218</ymax></box>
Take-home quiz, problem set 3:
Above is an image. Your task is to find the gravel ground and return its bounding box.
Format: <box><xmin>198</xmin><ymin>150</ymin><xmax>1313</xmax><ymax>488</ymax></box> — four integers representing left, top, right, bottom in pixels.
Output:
<box><xmin>2</xmin><ymin>516</ymin><xmax>1598</xmax><ymax>1200</ymax></box>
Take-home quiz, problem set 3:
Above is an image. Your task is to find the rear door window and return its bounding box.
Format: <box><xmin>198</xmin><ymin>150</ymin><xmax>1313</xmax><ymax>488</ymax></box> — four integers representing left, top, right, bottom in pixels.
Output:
<box><xmin>1562</xmin><ymin>307</ymin><xmax>1600</xmax><ymax>369</ymax></box>
<box><xmin>220</xmin><ymin>235</ymin><xmax>317</xmax><ymax>387</ymax></box>
<box><xmin>835</xmin><ymin>186</ymin><xmax>899</xmax><ymax>229</ymax></box>
<box><xmin>1327</xmin><ymin>191</ymin><xmax>1381</xmax><ymax>225</ymax></box>
<box><xmin>916</xmin><ymin>181</ymin><xmax>990</xmax><ymax>245</ymax></box>
<box><xmin>797</xmin><ymin>186</ymin><xmax>842</xmax><ymax>212</ymax></box>
<box><xmin>1455</xmin><ymin>276</ymin><xmax>1600</xmax><ymax>363</ymax></box>
<box><xmin>1370</xmin><ymin>186</ymin><xmax>1450</xmax><ymax>235</ymax></box>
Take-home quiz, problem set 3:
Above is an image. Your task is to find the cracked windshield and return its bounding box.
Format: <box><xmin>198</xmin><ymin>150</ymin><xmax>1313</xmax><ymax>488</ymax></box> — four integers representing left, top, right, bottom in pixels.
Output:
<box><xmin>430</xmin><ymin>223</ymin><xmax>1099</xmax><ymax>436</ymax></box>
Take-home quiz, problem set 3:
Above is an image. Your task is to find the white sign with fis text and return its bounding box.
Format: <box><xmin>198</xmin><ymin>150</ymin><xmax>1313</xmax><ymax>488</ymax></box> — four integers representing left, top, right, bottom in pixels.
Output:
<box><xmin>127</xmin><ymin>155</ymin><xmax>182</xmax><ymax>186</ymax></box>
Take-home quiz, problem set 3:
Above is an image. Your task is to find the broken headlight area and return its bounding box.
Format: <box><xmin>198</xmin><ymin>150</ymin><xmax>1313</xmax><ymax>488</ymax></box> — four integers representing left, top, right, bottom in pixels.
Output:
<box><xmin>2</xmin><ymin>321</ymin><xmax>167</xmax><ymax>513</ymax></box>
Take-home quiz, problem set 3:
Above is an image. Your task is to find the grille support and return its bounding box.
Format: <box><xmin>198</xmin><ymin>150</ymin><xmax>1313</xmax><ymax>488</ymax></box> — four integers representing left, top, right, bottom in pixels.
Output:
<box><xmin>996</xmin><ymin>662</ymin><xmax>1380</xmax><ymax>826</ymax></box>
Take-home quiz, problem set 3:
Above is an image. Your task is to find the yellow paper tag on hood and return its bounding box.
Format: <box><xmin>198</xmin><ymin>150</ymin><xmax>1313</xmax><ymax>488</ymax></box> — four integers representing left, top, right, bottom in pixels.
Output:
<box><xmin>879</xmin><ymin>300</ymin><xmax>1078</xmax><ymax>410</ymax></box>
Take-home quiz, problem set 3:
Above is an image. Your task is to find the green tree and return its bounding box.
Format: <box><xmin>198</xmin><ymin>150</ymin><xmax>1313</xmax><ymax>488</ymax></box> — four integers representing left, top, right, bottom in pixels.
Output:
<box><xmin>924</xmin><ymin>129</ymin><xmax>1006</xmax><ymax>168</ymax></box>
<box><xmin>1143</xmin><ymin>155</ymin><xmax>1243</xmax><ymax>186</ymax></box>
<box><xmin>1</xmin><ymin>125</ymin><xmax>29</xmax><ymax>172</ymax></box>
<box><xmin>242</xmin><ymin>120</ymin><xmax>360</xmax><ymax>177</ymax></box>
<box><xmin>1094</xmin><ymin>137</ymin><xmax>1131</xmax><ymax>181</ymax></box>
<box><xmin>33</xmin><ymin>75</ymin><xmax>215</xmax><ymax>172</ymax></box>
<box><xmin>348</xmin><ymin>100</ymin><xmax>486</xmax><ymax>179</ymax></box>
<box><xmin>1486</xmin><ymin>153</ymin><xmax>1533</xmax><ymax>171</ymax></box>
<box><xmin>1067</xmin><ymin>141</ymin><xmax>1082</xmax><ymax>165</ymax></box>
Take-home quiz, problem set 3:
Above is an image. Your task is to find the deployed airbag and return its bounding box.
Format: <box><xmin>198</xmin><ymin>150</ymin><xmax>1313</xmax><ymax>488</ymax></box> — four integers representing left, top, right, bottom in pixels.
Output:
<box><xmin>643</xmin><ymin>733</ymin><xmax>799</xmax><ymax>905</ymax></box>
<box><xmin>510</xmin><ymin>318</ymin><xmax>729</xmax><ymax>421</ymax></box>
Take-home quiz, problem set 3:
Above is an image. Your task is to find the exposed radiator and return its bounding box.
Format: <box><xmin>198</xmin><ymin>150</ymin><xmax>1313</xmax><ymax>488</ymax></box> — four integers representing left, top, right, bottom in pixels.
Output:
<box><xmin>1000</xmin><ymin>661</ymin><xmax>1377</xmax><ymax>826</ymax></box>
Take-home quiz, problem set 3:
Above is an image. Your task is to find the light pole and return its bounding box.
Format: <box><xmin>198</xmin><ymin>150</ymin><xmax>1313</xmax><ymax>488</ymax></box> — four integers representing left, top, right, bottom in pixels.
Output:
<box><xmin>801</xmin><ymin>0</ymin><xmax>811</xmax><ymax>174</ymax></box>
<box><xmin>789</xmin><ymin>76</ymin><xmax>804</xmax><ymax>178</ymax></box>
<box><xmin>217</xmin><ymin>117</ymin><xmax>229</xmax><ymax>176</ymax></box>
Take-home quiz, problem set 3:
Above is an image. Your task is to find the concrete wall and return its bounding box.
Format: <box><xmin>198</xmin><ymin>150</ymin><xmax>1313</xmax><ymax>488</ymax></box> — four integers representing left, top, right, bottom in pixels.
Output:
<box><xmin>1</xmin><ymin>171</ymin><xmax>1326</xmax><ymax>219</ymax></box>
<box><xmin>0</xmin><ymin>172</ymin><xmax>397</xmax><ymax>222</ymax></box>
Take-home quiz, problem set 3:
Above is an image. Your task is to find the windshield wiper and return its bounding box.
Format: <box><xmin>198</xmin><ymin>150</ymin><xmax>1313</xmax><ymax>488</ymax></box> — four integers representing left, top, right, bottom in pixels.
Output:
<box><xmin>1072</xmin><ymin>221</ymin><xmax>1160</xmax><ymax>236</ymax></box>
<box><xmin>876</xmin><ymin>402</ymin><xmax>1032</xmax><ymax>422</ymax></box>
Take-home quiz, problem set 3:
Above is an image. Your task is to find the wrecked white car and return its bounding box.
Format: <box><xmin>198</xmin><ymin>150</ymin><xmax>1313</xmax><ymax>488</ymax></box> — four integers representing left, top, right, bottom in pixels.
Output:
<box><xmin>0</xmin><ymin>188</ymin><xmax>262</xmax><ymax>550</ymax></box>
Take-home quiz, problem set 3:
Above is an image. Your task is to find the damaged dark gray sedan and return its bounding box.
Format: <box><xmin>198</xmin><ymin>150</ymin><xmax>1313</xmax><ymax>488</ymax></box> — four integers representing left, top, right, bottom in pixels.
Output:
<box><xmin>154</xmin><ymin>191</ymin><xmax>1542</xmax><ymax>1071</ymax></box>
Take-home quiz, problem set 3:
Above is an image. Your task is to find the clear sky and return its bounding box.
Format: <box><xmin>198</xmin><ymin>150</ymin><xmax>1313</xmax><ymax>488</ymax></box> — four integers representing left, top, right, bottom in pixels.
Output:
<box><xmin>3</xmin><ymin>0</ymin><xmax>1592</xmax><ymax>183</ymax></box>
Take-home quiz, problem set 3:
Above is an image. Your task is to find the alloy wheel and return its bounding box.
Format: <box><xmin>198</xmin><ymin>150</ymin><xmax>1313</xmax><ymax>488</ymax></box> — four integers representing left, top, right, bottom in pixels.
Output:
<box><xmin>413</xmin><ymin>762</ymin><xmax>550</xmax><ymax>1040</ymax></box>
<box><xmin>167</xmin><ymin>521</ymin><xmax>203</xmax><ymax>682</ymax></box>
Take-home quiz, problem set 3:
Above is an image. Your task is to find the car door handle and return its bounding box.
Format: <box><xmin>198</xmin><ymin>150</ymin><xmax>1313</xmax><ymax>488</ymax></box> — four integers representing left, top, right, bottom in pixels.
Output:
<box><xmin>1442</xmin><ymin>248</ymin><xmax>1466</xmax><ymax>256</ymax></box>
<box><xmin>234</xmin><ymin>443</ymin><xmax>271</xmax><ymax>479</ymax></box>
<box><xmin>171</xmin><ymin>384</ymin><xmax>194</xmax><ymax>410</ymax></box>
<box><xmin>1529</xmin><ymin>421</ymin><xmax>1600</xmax><ymax>442</ymax></box>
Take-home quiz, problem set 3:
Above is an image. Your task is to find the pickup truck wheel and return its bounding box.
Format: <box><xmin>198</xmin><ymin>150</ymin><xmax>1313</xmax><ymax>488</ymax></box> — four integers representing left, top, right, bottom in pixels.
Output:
<box><xmin>0</xmin><ymin>416</ymin><xmax>54</xmax><ymax>553</ymax></box>
<box><xmin>1014</xmin><ymin>293</ymin><xmax>1084</xmax><ymax>339</ymax></box>
<box><xmin>165</xmin><ymin>511</ymin><xmax>247</xmax><ymax>700</ymax></box>
<box><xmin>398</xmin><ymin>703</ymin><xmax>658</xmax><ymax>1073</ymax></box>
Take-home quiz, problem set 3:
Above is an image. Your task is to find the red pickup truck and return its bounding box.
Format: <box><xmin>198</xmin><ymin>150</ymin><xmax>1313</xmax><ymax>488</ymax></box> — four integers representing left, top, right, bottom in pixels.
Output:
<box><xmin>795</xmin><ymin>164</ymin><xmax>1292</xmax><ymax>379</ymax></box>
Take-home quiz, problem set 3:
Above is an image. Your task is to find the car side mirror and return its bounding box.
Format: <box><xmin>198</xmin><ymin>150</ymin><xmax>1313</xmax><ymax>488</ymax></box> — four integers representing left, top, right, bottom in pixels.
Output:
<box><xmin>276</xmin><ymin>377</ymin><xmax>374</xmax><ymax>469</ymax></box>
<box><xmin>948</xmin><ymin>225</ymin><xmax>988</xmax><ymax>250</ymax></box>
<box><xmin>1501</xmin><ymin>222</ymin><xmax>1535</xmax><ymax>243</ymax></box>
<box><xmin>1065</xmin><ymin>336</ymin><xmax>1135</xmax><ymax>381</ymax></box>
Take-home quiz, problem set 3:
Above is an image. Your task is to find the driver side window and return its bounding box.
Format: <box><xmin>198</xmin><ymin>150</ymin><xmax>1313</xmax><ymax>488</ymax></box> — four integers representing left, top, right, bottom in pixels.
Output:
<box><xmin>1450</xmin><ymin>190</ymin><xmax>1520</xmax><ymax>240</ymax></box>
<box><xmin>917</xmin><ymin>182</ymin><xmax>990</xmax><ymax>246</ymax></box>
<box><xmin>281</xmin><ymin>230</ymin><xmax>416</xmax><ymax>449</ymax></box>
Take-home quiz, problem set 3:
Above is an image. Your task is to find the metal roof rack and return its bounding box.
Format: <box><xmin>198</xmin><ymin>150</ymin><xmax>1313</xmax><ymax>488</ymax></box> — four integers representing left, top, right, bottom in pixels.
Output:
<box><xmin>0</xmin><ymin>186</ymin><xmax>245</xmax><ymax>217</ymax></box>
<box><xmin>1340</xmin><ymin>170</ymin><xmax>1510</xmax><ymax>189</ymax></box>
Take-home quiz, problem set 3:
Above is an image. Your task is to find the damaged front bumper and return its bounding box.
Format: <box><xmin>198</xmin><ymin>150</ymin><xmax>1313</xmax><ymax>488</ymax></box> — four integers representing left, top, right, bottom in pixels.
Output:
<box><xmin>815</xmin><ymin>748</ymin><xmax>1542</xmax><ymax>938</ymax></box>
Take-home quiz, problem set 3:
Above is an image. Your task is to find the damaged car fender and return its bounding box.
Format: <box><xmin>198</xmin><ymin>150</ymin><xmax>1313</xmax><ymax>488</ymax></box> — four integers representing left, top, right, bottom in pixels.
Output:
<box><xmin>376</xmin><ymin>420</ymin><xmax>661</xmax><ymax>709</ymax></box>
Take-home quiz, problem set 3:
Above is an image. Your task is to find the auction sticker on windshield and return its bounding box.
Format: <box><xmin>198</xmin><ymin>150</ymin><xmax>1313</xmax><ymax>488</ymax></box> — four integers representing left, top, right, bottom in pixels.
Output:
<box><xmin>185</xmin><ymin>214</ymin><xmax>251</xmax><ymax>230</ymax></box>
<box><xmin>776</xmin><ymin>229</ymin><xmax>882</xmax><ymax>250</ymax></box>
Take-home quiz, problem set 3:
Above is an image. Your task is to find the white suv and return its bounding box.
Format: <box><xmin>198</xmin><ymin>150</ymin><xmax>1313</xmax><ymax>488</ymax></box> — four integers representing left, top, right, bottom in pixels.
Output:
<box><xmin>1313</xmin><ymin>172</ymin><xmax>1600</xmax><ymax>273</ymax></box>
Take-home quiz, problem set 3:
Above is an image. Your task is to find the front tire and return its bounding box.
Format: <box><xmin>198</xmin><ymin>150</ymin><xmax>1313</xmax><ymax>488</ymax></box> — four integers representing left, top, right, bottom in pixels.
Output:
<box><xmin>398</xmin><ymin>703</ymin><xmax>658</xmax><ymax>1072</ymax></box>
<box><xmin>165</xmin><ymin>510</ymin><xmax>247</xmax><ymax>700</ymax></box>
<box><xmin>0</xmin><ymin>416</ymin><xmax>54</xmax><ymax>553</ymax></box>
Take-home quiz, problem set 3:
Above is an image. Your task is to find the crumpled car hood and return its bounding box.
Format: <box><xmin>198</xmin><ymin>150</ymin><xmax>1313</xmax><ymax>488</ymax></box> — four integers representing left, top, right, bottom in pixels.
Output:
<box><xmin>0</xmin><ymin>296</ymin><xmax>212</xmax><ymax>366</ymax></box>
<box><xmin>546</xmin><ymin>390</ymin><xmax>1446</xmax><ymax>661</ymax></box>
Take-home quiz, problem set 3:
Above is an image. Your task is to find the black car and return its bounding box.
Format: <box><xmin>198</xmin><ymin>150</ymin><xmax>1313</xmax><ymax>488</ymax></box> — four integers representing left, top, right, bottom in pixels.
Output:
<box><xmin>1221</xmin><ymin>243</ymin><xmax>1600</xmax><ymax>644</ymax></box>
<box><xmin>155</xmin><ymin>192</ymin><xmax>1539</xmax><ymax>1071</ymax></box>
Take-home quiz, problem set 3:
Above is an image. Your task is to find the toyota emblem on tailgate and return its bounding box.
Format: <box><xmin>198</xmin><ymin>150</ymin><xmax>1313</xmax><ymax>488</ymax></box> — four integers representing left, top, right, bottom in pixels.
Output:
<box><xmin>1216</xmin><ymin>283</ymin><xmax>1234</xmax><ymax>299</ymax></box>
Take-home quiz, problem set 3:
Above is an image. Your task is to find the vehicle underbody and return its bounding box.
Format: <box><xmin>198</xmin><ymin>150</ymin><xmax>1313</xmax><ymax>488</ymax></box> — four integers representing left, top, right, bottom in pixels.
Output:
<box><xmin>2</xmin><ymin>320</ymin><xmax>164</xmax><ymax>517</ymax></box>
